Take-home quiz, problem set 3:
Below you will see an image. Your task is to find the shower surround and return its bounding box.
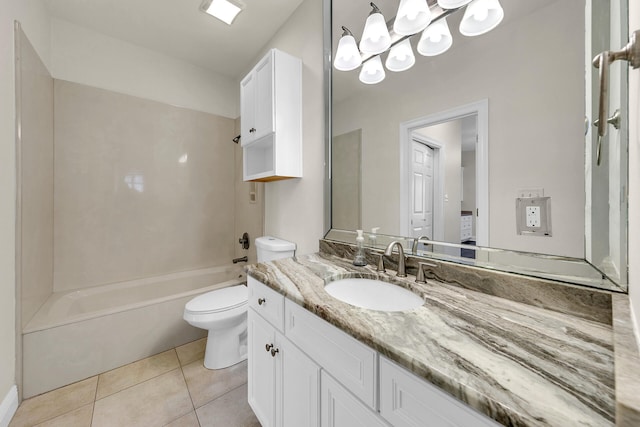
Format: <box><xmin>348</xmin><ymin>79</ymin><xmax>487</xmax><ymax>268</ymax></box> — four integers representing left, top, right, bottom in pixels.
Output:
<box><xmin>18</xmin><ymin>76</ymin><xmax>262</xmax><ymax>398</ymax></box>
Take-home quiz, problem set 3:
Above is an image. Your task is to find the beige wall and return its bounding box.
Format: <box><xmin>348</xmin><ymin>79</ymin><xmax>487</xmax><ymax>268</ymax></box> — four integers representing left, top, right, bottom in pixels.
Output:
<box><xmin>332</xmin><ymin>129</ymin><xmax>362</xmax><ymax>230</ymax></box>
<box><xmin>251</xmin><ymin>0</ymin><xmax>325</xmax><ymax>256</ymax></box>
<box><xmin>53</xmin><ymin>81</ymin><xmax>237</xmax><ymax>290</ymax></box>
<box><xmin>50</xmin><ymin>18</ymin><xmax>238</xmax><ymax>119</ymax></box>
<box><xmin>0</xmin><ymin>0</ymin><xmax>50</xmax><ymax>404</ymax></box>
<box><xmin>16</xmin><ymin>26</ymin><xmax>54</xmax><ymax>329</ymax></box>
<box><xmin>333</xmin><ymin>0</ymin><xmax>584</xmax><ymax>257</ymax></box>
<box><xmin>628</xmin><ymin>0</ymin><xmax>640</xmax><ymax>343</ymax></box>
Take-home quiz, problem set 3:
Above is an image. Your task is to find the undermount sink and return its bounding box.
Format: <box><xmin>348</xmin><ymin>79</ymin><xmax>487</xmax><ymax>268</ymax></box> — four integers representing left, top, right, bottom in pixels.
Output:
<box><xmin>324</xmin><ymin>278</ymin><xmax>424</xmax><ymax>312</ymax></box>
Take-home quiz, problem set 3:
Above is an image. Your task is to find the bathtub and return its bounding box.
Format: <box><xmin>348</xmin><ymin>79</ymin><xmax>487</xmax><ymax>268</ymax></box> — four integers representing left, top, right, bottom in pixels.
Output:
<box><xmin>22</xmin><ymin>265</ymin><xmax>246</xmax><ymax>398</ymax></box>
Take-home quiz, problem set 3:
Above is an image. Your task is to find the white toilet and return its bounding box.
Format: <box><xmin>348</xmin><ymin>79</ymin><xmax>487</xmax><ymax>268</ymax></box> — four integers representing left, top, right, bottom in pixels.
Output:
<box><xmin>183</xmin><ymin>236</ymin><xmax>296</xmax><ymax>369</ymax></box>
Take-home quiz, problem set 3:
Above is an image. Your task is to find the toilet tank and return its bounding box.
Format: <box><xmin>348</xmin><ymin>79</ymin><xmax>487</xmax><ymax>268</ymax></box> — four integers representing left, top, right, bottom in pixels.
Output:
<box><xmin>255</xmin><ymin>236</ymin><xmax>296</xmax><ymax>262</ymax></box>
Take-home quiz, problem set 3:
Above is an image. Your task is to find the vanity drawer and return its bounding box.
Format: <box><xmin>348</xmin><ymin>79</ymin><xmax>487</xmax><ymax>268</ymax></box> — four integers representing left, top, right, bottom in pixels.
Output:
<box><xmin>379</xmin><ymin>357</ymin><xmax>500</xmax><ymax>427</ymax></box>
<box><xmin>285</xmin><ymin>300</ymin><xmax>377</xmax><ymax>409</ymax></box>
<box><xmin>248</xmin><ymin>276</ymin><xmax>284</xmax><ymax>332</ymax></box>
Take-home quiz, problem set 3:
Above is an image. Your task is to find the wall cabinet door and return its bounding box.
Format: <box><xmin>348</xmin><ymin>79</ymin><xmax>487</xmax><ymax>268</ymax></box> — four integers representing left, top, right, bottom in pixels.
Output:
<box><xmin>253</xmin><ymin>54</ymin><xmax>274</xmax><ymax>142</ymax></box>
<box><xmin>321</xmin><ymin>371</ymin><xmax>389</xmax><ymax>427</ymax></box>
<box><xmin>240</xmin><ymin>72</ymin><xmax>256</xmax><ymax>146</ymax></box>
<box><xmin>241</xmin><ymin>54</ymin><xmax>274</xmax><ymax>146</ymax></box>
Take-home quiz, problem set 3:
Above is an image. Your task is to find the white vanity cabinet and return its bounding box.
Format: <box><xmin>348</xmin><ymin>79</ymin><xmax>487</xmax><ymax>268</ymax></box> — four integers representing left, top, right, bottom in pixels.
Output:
<box><xmin>241</xmin><ymin>48</ymin><xmax>302</xmax><ymax>182</ymax></box>
<box><xmin>248</xmin><ymin>276</ymin><xmax>501</xmax><ymax>427</ymax></box>
<box><xmin>247</xmin><ymin>277</ymin><xmax>320</xmax><ymax>427</ymax></box>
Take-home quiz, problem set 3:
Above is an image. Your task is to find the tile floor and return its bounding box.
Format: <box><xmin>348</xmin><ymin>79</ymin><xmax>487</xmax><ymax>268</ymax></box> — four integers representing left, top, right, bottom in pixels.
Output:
<box><xmin>9</xmin><ymin>338</ymin><xmax>260</xmax><ymax>427</ymax></box>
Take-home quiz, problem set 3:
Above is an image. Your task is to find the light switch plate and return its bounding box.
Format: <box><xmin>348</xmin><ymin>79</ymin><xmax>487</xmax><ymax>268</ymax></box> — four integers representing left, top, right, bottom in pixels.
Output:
<box><xmin>516</xmin><ymin>197</ymin><xmax>551</xmax><ymax>236</ymax></box>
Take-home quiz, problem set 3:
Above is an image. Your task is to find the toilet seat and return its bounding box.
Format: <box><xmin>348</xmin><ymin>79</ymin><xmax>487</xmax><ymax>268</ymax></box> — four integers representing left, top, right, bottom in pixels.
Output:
<box><xmin>184</xmin><ymin>285</ymin><xmax>248</xmax><ymax>316</ymax></box>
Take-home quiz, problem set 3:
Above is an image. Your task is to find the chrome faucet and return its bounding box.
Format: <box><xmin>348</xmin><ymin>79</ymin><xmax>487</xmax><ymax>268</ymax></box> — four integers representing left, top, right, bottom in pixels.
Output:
<box><xmin>412</xmin><ymin>235</ymin><xmax>431</xmax><ymax>254</ymax></box>
<box><xmin>384</xmin><ymin>241</ymin><xmax>407</xmax><ymax>277</ymax></box>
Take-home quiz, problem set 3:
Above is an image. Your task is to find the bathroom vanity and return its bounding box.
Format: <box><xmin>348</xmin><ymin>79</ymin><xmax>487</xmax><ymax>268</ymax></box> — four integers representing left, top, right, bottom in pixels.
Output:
<box><xmin>246</xmin><ymin>244</ymin><xmax>616</xmax><ymax>427</ymax></box>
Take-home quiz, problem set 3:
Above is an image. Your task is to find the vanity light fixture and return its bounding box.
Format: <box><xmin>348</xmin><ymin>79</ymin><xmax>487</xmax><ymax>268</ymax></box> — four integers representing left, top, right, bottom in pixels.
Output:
<box><xmin>393</xmin><ymin>0</ymin><xmax>431</xmax><ymax>36</ymax></box>
<box><xmin>335</xmin><ymin>0</ymin><xmax>504</xmax><ymax>84</ymax></box>
<box><xmin>386</xmin><ymin>39</ymin><xmax>416</xmax><ymax>72</ymax></box>
<box><xmin>459</xmin><ymin>0</ymin><xmax>504</xmax><ymax>36</ymax></box>
<box><xmin>417</xmin><ymin>17</ymin><xmax>453</xmax><ymax>56</ymax></box>
<box><xmin>359</xmin><ymin>55</ymin><xmax>386</xmax><ymax>84</ymax></box>
<box><xmin>200</xmin><ymin>0</ymin><xmax>243</xmax><ymax>25</ymax></box>
<box><xmin>359</xmin><ymin>3</ymin><xmax>392</xmax><ymax>54</ymax></box>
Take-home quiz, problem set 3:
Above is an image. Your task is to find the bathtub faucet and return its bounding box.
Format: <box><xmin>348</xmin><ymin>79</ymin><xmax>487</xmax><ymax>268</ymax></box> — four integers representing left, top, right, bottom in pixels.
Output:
<box><xmin>233</xmin><ymin>256</ymin><xmax>248</xmax><ymax>264</ymax></box>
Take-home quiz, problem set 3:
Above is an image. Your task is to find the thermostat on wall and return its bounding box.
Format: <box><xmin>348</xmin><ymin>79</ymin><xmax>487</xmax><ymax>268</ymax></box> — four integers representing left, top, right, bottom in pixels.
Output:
<box><xmin>516</xmin><ymin>196</ymin><xmax>552</xmax><ymax>236</ymax></box>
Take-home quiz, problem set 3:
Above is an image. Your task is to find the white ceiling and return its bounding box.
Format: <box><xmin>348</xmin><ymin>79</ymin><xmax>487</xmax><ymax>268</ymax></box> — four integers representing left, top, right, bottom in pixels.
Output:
<box><xmin>44</xmin><ymin>0</ymin><xmax>305</xmax><ymax>78</ymax></box>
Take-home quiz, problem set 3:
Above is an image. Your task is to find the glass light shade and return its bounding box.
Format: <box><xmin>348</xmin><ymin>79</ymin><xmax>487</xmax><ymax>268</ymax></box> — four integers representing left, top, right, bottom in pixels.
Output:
<box><xmin>417</xmin><ymin>18</ymin><xmax>453</xmax><ymax>56</ymax></box>
<box><xmin>359</xmin><ymin>56</ymin><xmax>386</xmax><ymax>84</ymax></box>
<box><xmin>385</xmin><ymin>39</ymin><xmax>415</xmax><ymax>72</ymax></box>
<box><xmin>393</xmin><ymin>0</ymin><xmax>431</xmax><ymax>36</ymax></box>
<box><xmin>359</xmin><ymin>12</ymin><xmax>391</xmax><ymax>54</ymax></box>
<box><xmin>436</xmin><ymin>0</ymin><xmax>472</xmax><ymax>9</ymax></box>
<box><xmin>334</xmin><ymin>34</ymin><xmax>362</xmax><ymax>71</ymax></box>
<box><xmin>459</xmin><ymin>0</ymin><xmax>504</xmax><ymax>36</ymax></box>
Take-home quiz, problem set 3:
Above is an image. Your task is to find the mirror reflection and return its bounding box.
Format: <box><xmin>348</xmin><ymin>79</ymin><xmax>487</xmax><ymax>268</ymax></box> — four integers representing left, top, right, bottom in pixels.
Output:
<box><xmin>328</xmin><ymin>0</ymin><xmax>628</xmax><ymax>290</ymax></box>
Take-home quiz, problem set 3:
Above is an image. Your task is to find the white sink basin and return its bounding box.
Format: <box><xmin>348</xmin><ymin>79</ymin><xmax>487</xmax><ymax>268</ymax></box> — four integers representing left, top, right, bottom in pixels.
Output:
<box><xmin>324</xmin><ymin>278</ymin><xmax>424</xmax><ymax>312</ymax></box>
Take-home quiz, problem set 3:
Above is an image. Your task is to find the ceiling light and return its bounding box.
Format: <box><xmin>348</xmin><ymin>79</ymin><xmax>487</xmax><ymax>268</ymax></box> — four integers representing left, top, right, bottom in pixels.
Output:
<box><xmin>201</xmin><ymin>0</ymin><xmax>243</xmax><ymax>25</ymax></box>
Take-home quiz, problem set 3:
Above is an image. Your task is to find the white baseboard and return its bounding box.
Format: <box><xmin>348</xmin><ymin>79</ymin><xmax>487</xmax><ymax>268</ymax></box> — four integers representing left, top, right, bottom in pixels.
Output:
<box><xmin>0</xmin><ymin>385</ymin><xmax>18</xmax><ymax>427</ymax></box>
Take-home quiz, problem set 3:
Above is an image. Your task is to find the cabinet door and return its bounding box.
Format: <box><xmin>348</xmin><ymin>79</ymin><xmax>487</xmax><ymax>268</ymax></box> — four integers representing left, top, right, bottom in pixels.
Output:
<box><xmin>253</xmin><ymin>53</ymin><xmax>274</xmax><ymax>141</ymax></box>
<box><xmin>248</xmin><ymin>308</ymin><xmax>277</xmax><ymax>427</ymax></box>
<box><xmin>240</xmin><ymin>72</ymin><xmax>256</xmax><ymax>146</ymax></box>
<box><xmin>280</xmin><ymin>335</ymin><xmax>320</xmax><ymax>427</ymax></box>
<box><xmin>321</xmin><ymin>372</ymin><xmax>389</xmax><ymax>427</ymax></box>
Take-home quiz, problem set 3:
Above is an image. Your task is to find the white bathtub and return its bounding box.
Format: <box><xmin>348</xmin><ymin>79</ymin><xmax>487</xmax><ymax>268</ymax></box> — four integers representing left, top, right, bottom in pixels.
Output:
<box><xmin>22</xmin><ymin>265</ymin><xmax>246</xmax><ymax>398</ymax></box>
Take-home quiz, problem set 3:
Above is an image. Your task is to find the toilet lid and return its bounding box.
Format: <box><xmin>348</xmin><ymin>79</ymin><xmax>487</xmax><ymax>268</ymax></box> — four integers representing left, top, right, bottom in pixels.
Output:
<box><xmin>185</xmin><ymin>285</ymin><xmax>248</xmax><ymax>315</ymax></box>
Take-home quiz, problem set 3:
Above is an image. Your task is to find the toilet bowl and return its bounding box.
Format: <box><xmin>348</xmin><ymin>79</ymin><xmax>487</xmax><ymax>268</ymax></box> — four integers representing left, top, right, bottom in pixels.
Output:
<box><xmin>183</xmin><ymin>236</ymin><xmax>295</xmax><ymax>370</ymax></box>
<box><xmin>183</xmin><ymin>284</ymin><xmax>248</xmax><ymax>369</ymax></box>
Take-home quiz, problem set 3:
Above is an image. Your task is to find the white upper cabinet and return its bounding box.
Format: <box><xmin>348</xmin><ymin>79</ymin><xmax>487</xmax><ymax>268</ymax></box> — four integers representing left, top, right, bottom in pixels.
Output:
<box><xmin>241</xmin><ymin>49</ymin><xmax>302</xmax><ymax>182</ymax></box>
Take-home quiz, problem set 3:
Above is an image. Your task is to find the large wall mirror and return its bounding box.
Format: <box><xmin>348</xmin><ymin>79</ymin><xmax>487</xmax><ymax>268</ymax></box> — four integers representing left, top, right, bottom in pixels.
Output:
<box><xmin>323</xmin><ymin>0</ymin><xmax>629</xmax><ymax>292</ymax></box>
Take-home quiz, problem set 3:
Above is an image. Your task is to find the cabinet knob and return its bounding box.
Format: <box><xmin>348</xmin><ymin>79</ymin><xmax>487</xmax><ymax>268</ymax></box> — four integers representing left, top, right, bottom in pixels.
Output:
<box><xmin>258</xmin><ymin>298</ymin><xmax>266</xmax><ymax>305</ymax></box>
<box><xmin>270</xmin><ymin>347</ymin><xmax>279</xmax><ymax>357</ymax></box>
<box><xmin>250</xmin><ymin>127</ymin><xmax>256</xmax><ymax>133</ymax></box>
<box><xmin>265</xmin><ymin>343</ymin><xmax>273</xmax><ymax>352</ymax></box>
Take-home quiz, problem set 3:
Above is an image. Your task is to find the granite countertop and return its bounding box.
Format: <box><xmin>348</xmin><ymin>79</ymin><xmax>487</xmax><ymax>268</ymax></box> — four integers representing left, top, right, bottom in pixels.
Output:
<box><xmin>246</xmin><ymin>251</ymin><xmax>615</xmax><ymax>427</ymax></box>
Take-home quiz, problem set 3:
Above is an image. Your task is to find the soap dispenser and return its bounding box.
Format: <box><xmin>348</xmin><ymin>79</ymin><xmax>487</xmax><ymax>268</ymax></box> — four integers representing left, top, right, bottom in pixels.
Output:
<box><xmin>353</xmin><ymin>230</ymin><xmax>367</xmax><ymax>266</ymax></box>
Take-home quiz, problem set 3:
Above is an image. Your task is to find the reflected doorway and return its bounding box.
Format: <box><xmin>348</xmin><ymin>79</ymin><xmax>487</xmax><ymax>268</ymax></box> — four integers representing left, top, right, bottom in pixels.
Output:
<box><xmin>400</xmin><ymin>100</ymin><xmax>489</xmax><ymax>252</ymax></box>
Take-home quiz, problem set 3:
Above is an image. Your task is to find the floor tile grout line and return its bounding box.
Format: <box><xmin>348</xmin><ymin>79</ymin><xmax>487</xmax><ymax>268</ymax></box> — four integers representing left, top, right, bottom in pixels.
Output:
<box><xmin>94</xmin><ymin>350</ymin><xmax>183</xmax><ymax>401</ymax></box>
<box><xmin>179</xmin><ymin>360</ymin><xmax>198</xmax><ymax>411</ymax></box>
<box><xmin>94</xmin><ymin>365</ymin><xmax>184</xmax><ymax>405</ymax></box>
<box><xmin>192</xmin><ymin>380</ymin><xmax>249</xmax><ymax>411</ymax></box>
